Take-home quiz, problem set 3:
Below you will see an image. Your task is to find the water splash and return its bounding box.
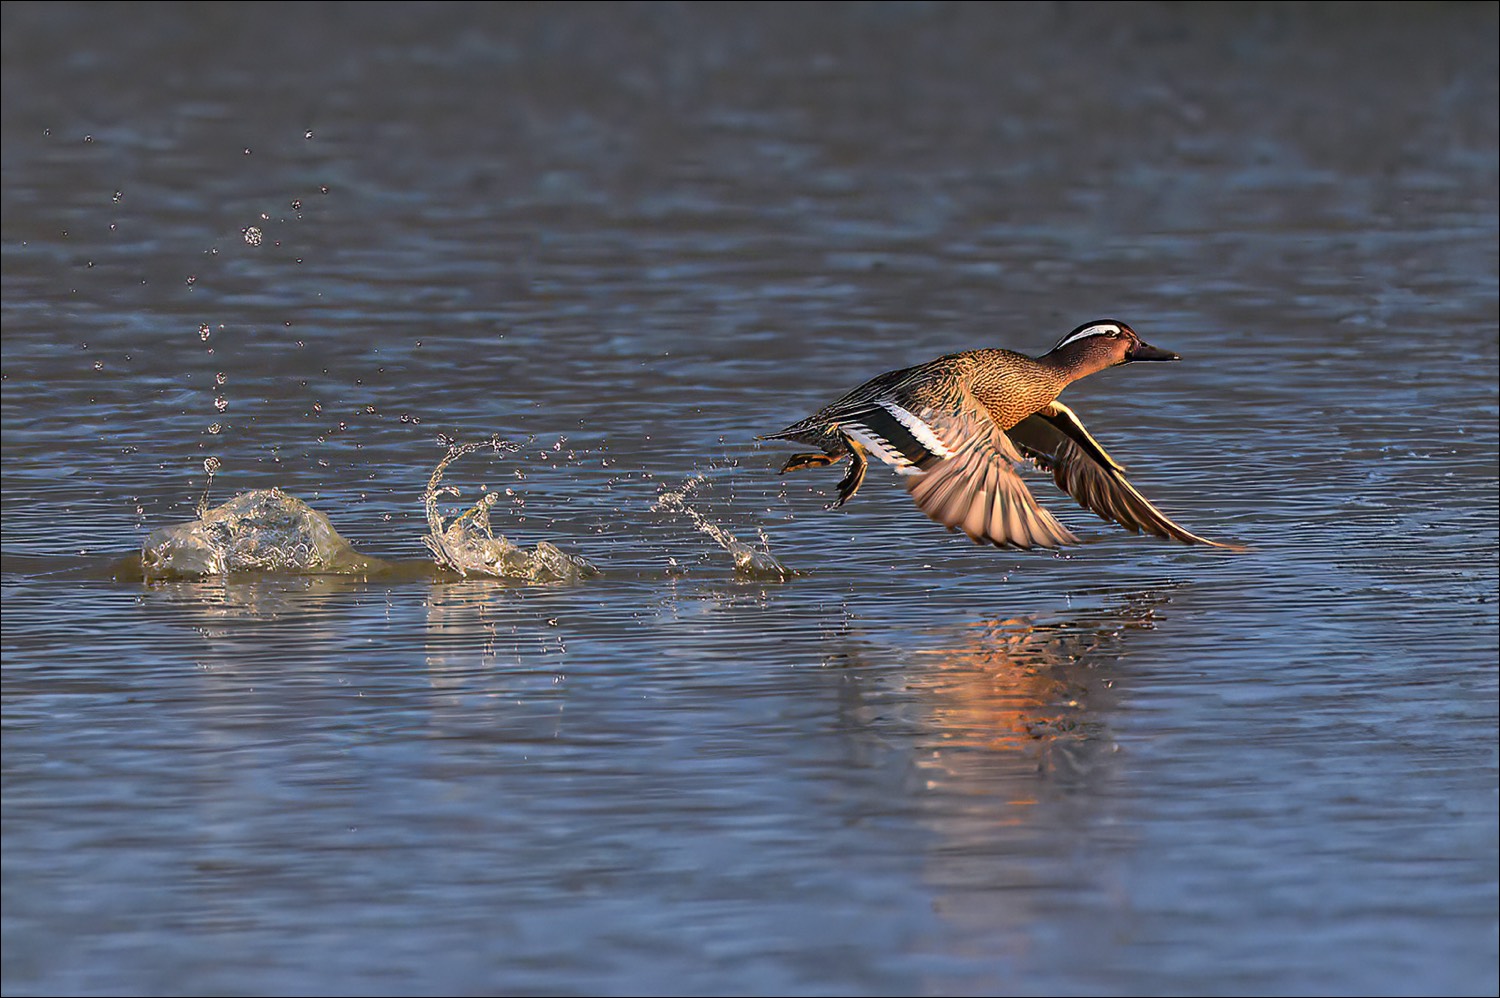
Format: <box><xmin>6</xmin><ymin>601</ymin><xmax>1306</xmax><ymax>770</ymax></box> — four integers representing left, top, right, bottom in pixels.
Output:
<box><xmin>142</xmin><ymin>487</ymin><xmax>388</xmax><ymax>579</ymax></box>
<box><xmin>140</xmin><ymin>441</ymin><xmax>598</xmax><ymax>583</ymax></box>
<box><xmin>422</xmin><ymin>437</ymin><xmax>599</xmax><ymax>583</ymax></box>
<box><xmin>653</xmin><ymin>475</ymin><xmax>789</xmax><ymax>581</ymax></box>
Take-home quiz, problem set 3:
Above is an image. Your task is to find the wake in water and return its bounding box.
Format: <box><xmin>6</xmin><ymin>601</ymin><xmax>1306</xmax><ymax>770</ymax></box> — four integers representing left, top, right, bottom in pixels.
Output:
<box><xmin>653</xmin><ymin>475</ymin><xmax>789</xmax><ymax>581</ymax></box>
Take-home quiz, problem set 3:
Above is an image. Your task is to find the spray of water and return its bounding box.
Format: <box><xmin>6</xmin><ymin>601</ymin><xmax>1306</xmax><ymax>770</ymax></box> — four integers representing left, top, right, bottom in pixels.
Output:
<box><xmin>653</xmin><ymin>475</ymin><xmax>789</xmax><ymax>581</ymax></box>
<box><xmin>422</xmin><ymin>437</ymin><xmax>599</xmax><ymax>582</ymax></box>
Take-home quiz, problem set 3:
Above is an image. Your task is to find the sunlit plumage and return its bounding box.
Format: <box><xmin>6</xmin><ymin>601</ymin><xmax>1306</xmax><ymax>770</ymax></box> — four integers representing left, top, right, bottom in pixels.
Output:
<box><xmin>761</xmin><ymin>319</ymin><xmax>1236</xmax><ymax>550</ymax></box>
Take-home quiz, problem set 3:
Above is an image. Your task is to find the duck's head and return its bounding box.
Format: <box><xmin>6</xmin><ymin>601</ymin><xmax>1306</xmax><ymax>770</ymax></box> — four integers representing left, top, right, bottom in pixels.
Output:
<box><xmin>1047</xmin><ymin>319</ymin><xmax>1179</xmax><ymax>375</ymax></box>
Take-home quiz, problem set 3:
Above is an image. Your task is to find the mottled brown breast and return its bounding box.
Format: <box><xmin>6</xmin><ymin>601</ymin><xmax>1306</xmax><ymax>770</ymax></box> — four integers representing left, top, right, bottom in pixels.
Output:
<box><xmin>958</xmin><ymin>349</ymin><xmax>1070</xmax><ymax>430</ymax></box>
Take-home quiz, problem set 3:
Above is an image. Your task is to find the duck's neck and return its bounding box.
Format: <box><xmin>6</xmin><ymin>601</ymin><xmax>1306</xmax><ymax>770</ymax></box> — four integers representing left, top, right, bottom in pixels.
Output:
<box><xmin>1036</xmin><ymin>342</ymin><xmax>1118</xmax><ymax>387</ymax></box>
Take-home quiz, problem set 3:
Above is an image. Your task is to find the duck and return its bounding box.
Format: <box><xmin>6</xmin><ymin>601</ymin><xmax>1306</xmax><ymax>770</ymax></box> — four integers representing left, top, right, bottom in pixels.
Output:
<box><xmin>761</xmin><ymin>319</ymin><xmax>1236</xmax><ymax>550</ymax></box>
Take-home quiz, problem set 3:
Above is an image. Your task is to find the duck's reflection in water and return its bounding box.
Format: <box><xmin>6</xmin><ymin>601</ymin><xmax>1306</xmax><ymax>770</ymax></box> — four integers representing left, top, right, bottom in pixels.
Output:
<box><xmin>873</xmin><ymin>590</ymin><xmax>1172</xmax><ymax>981</ymax></box>
<box><xmin>907</xmin><ymin>612</ymin><xmax>1133</xmax><ymax>783</ymax></box>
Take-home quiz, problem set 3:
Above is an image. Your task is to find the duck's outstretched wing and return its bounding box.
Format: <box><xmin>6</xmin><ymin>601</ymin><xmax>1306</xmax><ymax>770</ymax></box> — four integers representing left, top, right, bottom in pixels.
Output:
<box><xmin>1009</xmin><ymin>401</ymin><xmax>1239</xmax><ymax>549</ymax></box>
<box><xmin>899</xmin><ymin>401</ymin><xmax>1078</xmax><ymax>550</ymax></box>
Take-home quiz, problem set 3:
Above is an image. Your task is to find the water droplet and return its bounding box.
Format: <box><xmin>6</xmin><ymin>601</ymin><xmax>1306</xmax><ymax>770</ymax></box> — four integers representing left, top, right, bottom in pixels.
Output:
<box><xmin>214</xmin><ymin>396</ymin><xmax>228</xmax><ymax>412</ymax></box>
<box><xmin>112</xmin><ymin>190</ymin><xmax>123</xmax><ymax>203</ymax></box>
<box><xmin>243</xmin><ymin>147</ymin><xmax>252</xmax><ymax>155</ymax></box>
<box><xmin>185</xmin><ymin>274</ymin><xmax>196</xmax><ymax>285</ymax></box>
<box><xmin>203</xmin><ymin>456</ymin><xmax>222</xmax><ymax>475</ymax></box>
<box><xmin>243</xmin><ymin>226</ymin><xmax>263</xmax><ymax>246</ymax></box>
<box><xmin>304</xmin><ymin>130</ymin><xmax>314</xmax><ymax>140</ymax></box>
<box><xmin>215</xmin><ymin>372</ymin><xmax>227</xmax><ymax>385</ymax></box>
<box><xmin>319</xmin><ymin>185</ymin><xmax>329</xmax><ymax>195</ymax></box>
<box><xmin>92</xmin><ymin>360</ymin><xmax>104</xmax><ymax>370</ymax></box>
<box><xmin>199</xmin><ymin>323</ymin><xmax>211</xmax><ymax>341</ymax></box>
<box><xmin>313</xmin><ymin>402</ymin><xmax>323</xmax><ymax>412</ymax></box>
<box><xmin>290</xmin><ymin>198</ymin><xmax>303</xmax><ymax>211</ymax></box>
<box><xmin>83</xmin><ymin>134</ymin><xmax>94</xmax><ymax>143</ymax></box>
<box><xmin>207</xmin><ymin>423</ymin><xmax>223</xmax><ymax>435</ymax></box>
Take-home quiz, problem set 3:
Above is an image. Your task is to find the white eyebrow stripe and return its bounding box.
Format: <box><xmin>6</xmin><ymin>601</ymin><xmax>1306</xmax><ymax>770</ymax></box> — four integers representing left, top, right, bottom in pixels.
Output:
<box><xmin>1054</xmin><ymin>324</ymin><xmax>1121</xmax><ymax>350</ymax></box>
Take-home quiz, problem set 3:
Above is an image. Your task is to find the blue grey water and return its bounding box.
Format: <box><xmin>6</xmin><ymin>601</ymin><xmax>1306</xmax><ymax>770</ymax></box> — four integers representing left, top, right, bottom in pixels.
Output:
<box><xmin>3</xmin><ymin>5</ymin><xmax>1496</xmax><ymax>996</ymax></box>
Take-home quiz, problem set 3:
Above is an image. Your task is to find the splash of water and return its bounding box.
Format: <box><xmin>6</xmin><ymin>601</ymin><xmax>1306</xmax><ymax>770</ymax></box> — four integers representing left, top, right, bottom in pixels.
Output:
<box><xmin>653</xmin><ymin>475</ymin><xmax>789</xmax><ymax>581</ymax></box>
<box><xmin>142</xmin><ymin>487</ymin><xmax>388</xmax><ymax>579</ymax></box>
<box><xmin>422</xmin><ymin>437</ymin><xmax>599</xmax><ymax>583</ymax></box>
<box><xmin>140</xmin><ymin>439</ymin><xmax>598</xmax><ymax>583</ymax></box>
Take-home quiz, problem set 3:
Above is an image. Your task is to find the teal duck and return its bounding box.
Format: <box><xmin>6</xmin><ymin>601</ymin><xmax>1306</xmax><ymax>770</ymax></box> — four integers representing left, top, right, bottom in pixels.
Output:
<box><xmin>762</xmin><ymin>319</ymin><xmax>1235</xmax><ymax>550</ymax></box>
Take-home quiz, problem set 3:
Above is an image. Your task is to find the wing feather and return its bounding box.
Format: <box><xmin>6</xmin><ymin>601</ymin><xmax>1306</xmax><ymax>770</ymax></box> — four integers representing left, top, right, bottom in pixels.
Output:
<box><xmin>903</xmin><ymin>401</ymin><xmax>1077</xmax><ymax>549</ymax></box>
<box><xmin>1009</xmin><ymin>401</ymin><xmax>1239</xmax><ymax>549</ymax></box>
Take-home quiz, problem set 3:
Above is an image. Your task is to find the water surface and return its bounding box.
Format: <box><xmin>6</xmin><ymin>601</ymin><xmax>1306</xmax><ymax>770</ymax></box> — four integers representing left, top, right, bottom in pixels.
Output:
<box><xmin>3</xmin><ymin>5</ymin><xmax>1497</xmax><ymax>996</ymax></box>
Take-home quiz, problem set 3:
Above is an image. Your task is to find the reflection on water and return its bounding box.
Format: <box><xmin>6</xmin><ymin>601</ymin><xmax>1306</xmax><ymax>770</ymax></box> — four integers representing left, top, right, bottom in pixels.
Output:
<box><xmin>909</xmin><ymin>612</ymin><xmax>1135</xmax><ymax>768</ymax></box>
<box><xmin>816</xmin><ymin>590</ymin><xmax>1177</xmax><ymax>989</ymax></box>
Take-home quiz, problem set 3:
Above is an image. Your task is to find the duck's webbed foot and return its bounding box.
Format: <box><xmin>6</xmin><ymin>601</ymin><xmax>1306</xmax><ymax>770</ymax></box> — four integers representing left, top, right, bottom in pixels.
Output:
<box><xmin>828</xmin><ymin>441</ymin><xmax>868</xmax><ymax>510</ymax></box>
<box><xmin>779</xmin><ymin>451</ymin><xmax>841</xmax><ymax>474</ymax></box>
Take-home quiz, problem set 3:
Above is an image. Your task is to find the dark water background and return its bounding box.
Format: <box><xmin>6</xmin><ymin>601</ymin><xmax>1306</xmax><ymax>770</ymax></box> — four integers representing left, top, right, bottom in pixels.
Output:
<box><xmin>3</xmin><ymin>4</ymin><xmax>1497</xmax><ymax>995</ymax></box>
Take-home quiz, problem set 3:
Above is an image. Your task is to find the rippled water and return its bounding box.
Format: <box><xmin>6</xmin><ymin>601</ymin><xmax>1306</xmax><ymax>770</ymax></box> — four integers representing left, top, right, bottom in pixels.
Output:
<box><xmin>4</xmin><ymin>5</ymin><xmax>1497</xmax><ymax>996</ymax></box>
